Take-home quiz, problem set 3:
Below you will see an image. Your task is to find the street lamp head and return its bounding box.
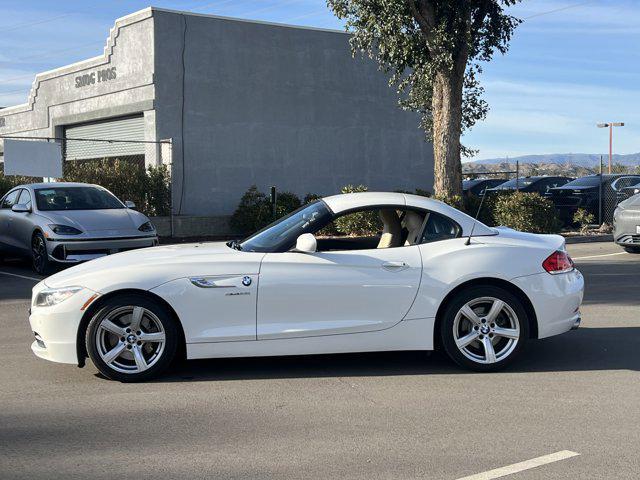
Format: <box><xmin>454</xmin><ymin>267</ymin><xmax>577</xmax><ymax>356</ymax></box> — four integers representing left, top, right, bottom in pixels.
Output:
<box><xmin>597</xmin><ymin>122</ymin><xmax>624</xmax><ymax>128</ymax></box>
<box><xmin>611</xmin><ymin>122</ymin><xmax>624</xmax><ymax>127</ymax></box>
<box><xmin>597</xmin><ymin>123</ymin><xmax>609</xmax><ymax>128</ymax></box>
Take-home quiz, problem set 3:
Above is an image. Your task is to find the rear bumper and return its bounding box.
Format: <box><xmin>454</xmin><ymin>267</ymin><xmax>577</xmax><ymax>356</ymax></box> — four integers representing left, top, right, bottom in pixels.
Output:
<box><xmin>511</xmin><ymin>268</ymin><xmax>584</xmax><ymax>339</ymax></box>
<box><xmin>46</xmin><ymin>235</ymin><xmax>158</xmax><ymax>263</ymax></box>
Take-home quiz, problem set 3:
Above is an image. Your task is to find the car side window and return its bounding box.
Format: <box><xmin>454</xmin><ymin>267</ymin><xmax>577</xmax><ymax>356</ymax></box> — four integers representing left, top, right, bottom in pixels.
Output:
<box><xmin>18</xmin><ymin>189</ymin><xmax>32</xmax><ymax>209</ymax></box>
<box><xmin>420</xmin><ymin>212</ymin><xmax>461</xmax><ymax>244</ymax></box>
<box><xmin>1</xmin><ymin>190</ymin><xmax>20</xmax><ymax>209</ymax></box>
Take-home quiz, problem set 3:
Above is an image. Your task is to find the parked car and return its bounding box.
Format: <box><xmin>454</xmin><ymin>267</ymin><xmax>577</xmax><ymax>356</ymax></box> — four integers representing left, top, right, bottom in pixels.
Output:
<box><xmin>617</xmin><ymin>181</ymin><xmax>640</xmax><ymax>201</ymax></box>
<box><xmin>0</xmin><ymin>182</ymin><xmax>158</xmax><ymax>274</ymax></box>
<box><xmin>549</xmin><ymin>174</ymin><xmax>640</xmax><ymax>225</ymax></box>
<box><xmin>613</xmin><ymin>193</ymin><xmax>640</xmax><ymax>253</ymax></box>
<box><xmin>28</xmin><ymin>192</ymin><xmax>584</xmax><ymax>381</ymax></box>
<box><xmin>484</xmin><ymin>176</ymin><xmax>573</xmax><ymax>197</ymax></box>
<box><xmin>462</xmin><ymin>178</ymin><xmax>508</xmax><ymax>196</ymax></box>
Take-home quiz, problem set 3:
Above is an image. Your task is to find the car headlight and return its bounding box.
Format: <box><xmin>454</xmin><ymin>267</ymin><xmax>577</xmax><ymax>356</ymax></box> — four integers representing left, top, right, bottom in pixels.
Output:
<box><xmin>48</xmin><ymin>224</ymin><xmax>82</xmax><ymax>235</ymax></box>
<box><xmin>138</xmin><ymin>221</ymin><xmax>155</xmax><ymax>232</ymax></box>
<box><xmin>34</xmin><ymin>286</ymin><xmax>83</xmax><ymax>307</ymax></box>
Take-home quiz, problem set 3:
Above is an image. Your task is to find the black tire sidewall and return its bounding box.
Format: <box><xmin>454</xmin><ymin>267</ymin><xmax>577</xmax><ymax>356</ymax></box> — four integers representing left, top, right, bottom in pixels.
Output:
<box><xmin>440</xmin><ymin>285</ymin><xmax>530</xmax><ymax>372</ymax></box>
<box><xmin>31</xmin><ymin>232</ymin><xmax>50</xmax><ymax>275</ymax></box>
<box><xmin>623</xmin><ymin>246</ymin><xmax>640</xmax><ymax>254</ymax></box>
<box><xmin>86</xmin><ymin>294</ymin><xmax>178</xmax><ymax>382</ymax></box>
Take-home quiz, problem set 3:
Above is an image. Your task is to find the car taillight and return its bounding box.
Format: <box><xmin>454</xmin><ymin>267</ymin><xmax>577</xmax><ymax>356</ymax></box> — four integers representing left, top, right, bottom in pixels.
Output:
<box><xmin>542</xmin><ymin>250</ymin><xmax>574</xmax><ymax>274</ymax></box>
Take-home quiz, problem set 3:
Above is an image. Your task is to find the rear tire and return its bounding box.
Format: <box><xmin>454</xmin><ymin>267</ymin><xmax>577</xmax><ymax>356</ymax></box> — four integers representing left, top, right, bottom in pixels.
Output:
<box><xmin>623</xmin><ymin>246</ymin><xmax>640</xmax><ymax>254</ymax></box>
<box><xmin>440</xmin><ymin>286</ymin><xmax>529</xmax><ymax>372</ymax></box>
<box><xmin>86</xmin><ymin>294</ymin><xmax>178</xmax><ymax>382</ymax></box>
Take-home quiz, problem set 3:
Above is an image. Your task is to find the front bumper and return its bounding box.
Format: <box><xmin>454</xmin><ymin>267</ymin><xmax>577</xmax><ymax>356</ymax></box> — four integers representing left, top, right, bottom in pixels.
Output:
<box><xmin>613</xmin><ymin>208</ymin><xmax>640</xmax><ymax>246</ymax></box>
<box><xmin>28</xmin><ymin>284</ymin><xmax>99</xmax><ymax>364</ymax></box>
<box><xmin>46</xmin><ymin>235</ymin><xmax>158</xmax><ymax>263</ymax></box>
<box><xmin>511</xmin><ymin>268</ymin><xmax>584</xmax><ymax>339</ymax></box>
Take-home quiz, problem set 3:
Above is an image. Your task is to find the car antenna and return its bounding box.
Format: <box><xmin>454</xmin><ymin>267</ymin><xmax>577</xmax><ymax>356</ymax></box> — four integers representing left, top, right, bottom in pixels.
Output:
<box><xmin>465</xmin><ymin>187</ymin><xmax>487</xmax><ymax>246</ymax></box>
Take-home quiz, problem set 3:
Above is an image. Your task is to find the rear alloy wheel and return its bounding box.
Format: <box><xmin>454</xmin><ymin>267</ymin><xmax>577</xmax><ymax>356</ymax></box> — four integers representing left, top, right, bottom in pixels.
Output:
<box><xmin>31</xmin><ymin>232</ymin><xmax>51</xmax><ymax>275</ymax></box>
<box><xmin>441</xmin><ymin>286</ymin><xmax>529</xmax><ymax>372</ymax></box>
<box><xmin>86</xmin><ymin>295</ymin><xmax>178</xmax><ymax>382</ymax></box>
<box><xmin>623</xmin><ymin>246</ymin><xmax>640</xmax><ymax>254</ymax></box>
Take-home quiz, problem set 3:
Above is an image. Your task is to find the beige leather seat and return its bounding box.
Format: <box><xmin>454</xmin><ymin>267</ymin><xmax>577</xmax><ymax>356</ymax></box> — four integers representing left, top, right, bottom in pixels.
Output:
<box><xmin>403</xmin><ymin>211</ymin><xmax>426</xmax><ymax>246</ymax></box>
<box><xmin>377</xmin><ymin>209</ymin><xmax>402</xmax><ymax>249</ymax></box>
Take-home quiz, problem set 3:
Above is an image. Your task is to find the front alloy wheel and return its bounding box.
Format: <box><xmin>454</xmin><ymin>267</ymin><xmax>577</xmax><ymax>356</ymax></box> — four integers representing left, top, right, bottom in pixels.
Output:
<box><xmin>31</xmin><ymin>232</ymin><xmax>50</xmax><ymax>275</ymax></box>
<box><xmin>86</xmin><ymin>295</ymin><xmax>178</xmax><ymax>382</ymax></box>
<box><xmin>441</xmin><ymin>286</ymin><xmax>529</xmax><ymax>372</ymax></box>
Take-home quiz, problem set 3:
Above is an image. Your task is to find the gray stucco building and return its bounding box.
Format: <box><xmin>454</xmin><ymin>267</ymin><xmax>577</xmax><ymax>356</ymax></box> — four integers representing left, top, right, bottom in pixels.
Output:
<box><xmin>0</xmin><ymin>7</ymin><xmax>433</xmax><ymax>216</ymax></box>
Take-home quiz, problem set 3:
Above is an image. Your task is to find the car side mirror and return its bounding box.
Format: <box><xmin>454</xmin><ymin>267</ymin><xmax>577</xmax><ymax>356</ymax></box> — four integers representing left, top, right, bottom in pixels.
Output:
<box><xmin>294</xmin><ymin>233</ymin><xmax>317</xmax><ymax>253</ymax></box>
<box><xmin>11</xmin><ymin>203</ymin><xmax>30</xmax><ymax>213</ymax></box>
<box><xmin>125</xmin><ymin>200</ymin><xmax>136</xmax><ymax>209</ymax></box>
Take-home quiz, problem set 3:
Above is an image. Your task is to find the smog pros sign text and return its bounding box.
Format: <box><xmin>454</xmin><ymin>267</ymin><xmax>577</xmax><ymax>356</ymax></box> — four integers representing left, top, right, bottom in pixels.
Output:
<box><xmin>75</xmin><ymin>67</ymin><xmax>117</xmax><ymax>88</ymax></box>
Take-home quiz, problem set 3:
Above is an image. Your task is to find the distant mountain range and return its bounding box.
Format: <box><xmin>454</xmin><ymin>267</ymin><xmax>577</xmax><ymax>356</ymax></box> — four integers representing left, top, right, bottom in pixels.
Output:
<box><xmin>470</xmin><ymin>153</ymin><xmax>640</xmax><ymax>167</ymax></box>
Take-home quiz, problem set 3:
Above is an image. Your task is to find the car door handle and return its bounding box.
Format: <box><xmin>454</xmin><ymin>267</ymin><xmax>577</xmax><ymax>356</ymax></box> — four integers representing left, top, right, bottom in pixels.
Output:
<box><xmin>381</xmin><ymin>261</ymin><xmax>409</xmax><ymax>272</ymax></box>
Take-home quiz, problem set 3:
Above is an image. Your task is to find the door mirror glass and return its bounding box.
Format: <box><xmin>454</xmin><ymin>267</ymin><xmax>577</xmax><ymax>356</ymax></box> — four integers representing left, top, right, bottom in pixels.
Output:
<box><xmin>125</xmin><ymin>200</ymin><xmax>136</xmax><ymax>209</ymax></box>
<box><xmin>294</xmin><ymin>233</ymin><xmax>317</xmax><ymax>253</ymax></box>
<box><xmin>11</xmin><ymin>203</ymin><xmax>30</xmax><ymax>213</ymax></box>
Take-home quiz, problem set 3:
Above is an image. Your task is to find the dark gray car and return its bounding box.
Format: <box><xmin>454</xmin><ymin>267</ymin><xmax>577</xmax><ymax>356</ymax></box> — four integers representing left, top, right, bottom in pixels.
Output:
<box><xmin>613</xmin><ymin>193</ymin><xmax>640</xmax><ymax>253</ymax></box>
<box><xmin>0</xmin><ymin>182</ymin><xmax>158</xmax><ymax>274</ymax></box>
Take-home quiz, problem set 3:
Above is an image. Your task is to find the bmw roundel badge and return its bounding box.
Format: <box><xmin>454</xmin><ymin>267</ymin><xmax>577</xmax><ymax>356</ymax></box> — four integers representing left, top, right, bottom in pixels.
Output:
<box><xmin>242</xmin><ymin>276</ymin><xmax>252</xmax><ymax>286</ymax></box>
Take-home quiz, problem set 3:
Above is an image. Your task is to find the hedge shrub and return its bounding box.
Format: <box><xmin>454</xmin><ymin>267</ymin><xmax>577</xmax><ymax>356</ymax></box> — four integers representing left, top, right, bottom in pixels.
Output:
<box><xmin>334</xmin><ymin>184</ymin><xmax>381</xmax><ymax>236</ymax></box>
<box><xmin>230</xmin><ymin>185</ymin><xmax>302</xmax><ymax>234</ymax></box>
<box><xmin>493</xmin><ymin>192</ymin><xmax>561</xmax><ymax>233</ymax></box>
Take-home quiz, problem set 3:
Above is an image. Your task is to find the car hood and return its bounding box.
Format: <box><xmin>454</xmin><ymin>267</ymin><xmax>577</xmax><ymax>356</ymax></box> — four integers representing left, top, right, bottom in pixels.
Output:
<box><xmin>550</xmin><ymin>185</ymin><xmax>596</xmax><ymax>192</ymax></box>
<box><xmin>45</xmin><ymin>242</ymin><xmax>267</xmax><ymax>292</ymax></box>
<box><xmin>618</xmin><ymin>193</ymin><xmax>640</xmax><ymax>211</ymax></box>
<box><xmin>37</xmin><ymin>208</ymin><xmax>148</xmax><ymax>233</ymax></box>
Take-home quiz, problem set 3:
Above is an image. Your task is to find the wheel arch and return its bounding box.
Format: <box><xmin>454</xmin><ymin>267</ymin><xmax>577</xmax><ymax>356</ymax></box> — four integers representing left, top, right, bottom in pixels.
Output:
<box><xmin>76</xmin><ymin>288</ymin><xmax>186</xmax><ymax>367</ymax></box>
<box><xmin>433</xmin><ymin>277</ymin><xmax>539</xmax><ymax>350</ymax></box>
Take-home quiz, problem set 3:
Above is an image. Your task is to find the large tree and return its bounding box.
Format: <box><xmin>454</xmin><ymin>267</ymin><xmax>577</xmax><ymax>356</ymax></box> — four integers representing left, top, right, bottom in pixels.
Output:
<box><xmin>327</xmin><ymin>0</ymin><xmax>521</xmax><ymax>200</ymax></box>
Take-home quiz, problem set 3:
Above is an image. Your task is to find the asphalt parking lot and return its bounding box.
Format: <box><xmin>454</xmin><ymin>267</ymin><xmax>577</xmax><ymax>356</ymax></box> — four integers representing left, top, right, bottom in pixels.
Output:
<box><xmin>0</xmin><ymin>242</ymin><xmax>638</xmax><ymax>479</ymax></box>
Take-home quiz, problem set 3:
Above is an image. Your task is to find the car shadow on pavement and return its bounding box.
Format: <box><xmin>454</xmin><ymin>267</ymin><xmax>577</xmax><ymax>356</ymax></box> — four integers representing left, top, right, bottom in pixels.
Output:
<box><xmin>152</xmin><ymin>326</ymin><xmax>640</xmax><ymax>383</ymax></box>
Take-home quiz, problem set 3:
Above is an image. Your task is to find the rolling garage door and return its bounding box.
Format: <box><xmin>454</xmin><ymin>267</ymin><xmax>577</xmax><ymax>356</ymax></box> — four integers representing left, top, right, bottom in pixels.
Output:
<box><xmin>64</xmin><ymin>115</ymin><xmax>145</xmax><ymax>160</ymax></box>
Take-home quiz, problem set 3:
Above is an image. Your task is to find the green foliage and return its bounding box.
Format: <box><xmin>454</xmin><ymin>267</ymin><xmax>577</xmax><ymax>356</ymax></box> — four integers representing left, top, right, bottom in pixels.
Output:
<box><xmin>62</xmin><ymin>159</ymin><xmax>170</xmax><ymax>216</ymax></box>
<box><xmin>573</xmin><ymin>208</ymin><xmax>595</xmax><ymax>235</ymax></box>
<box><xmin>463</xmin><ymin>193</ymin><xmax>496</xmax><ymax>226</ymax></box>
<box><xmin>334</xmin><ymin>184</ymin><xmax>381</xmax><ymax>236</ymax></box>
<box><xmin>0</xmin><ymin>166</ymin><xmax>40</xmax><ymax>198</ymax></box>
<box><xmin>493</xmin><ymin>192</ymin><xmax>561</xmax><ymax>234</ymax></box>
<box><xmin>327</xmin><ymin>0</ymin><xmax>522</xmax><ymax>147</ymax></box>
<box><xmin>303</xmin><ymin>193</ymin><xmax>322</xmax><ymax>204</ymax></box>
<box><xmin>230</xmin><ymin>186</ymin><xmax>302</xmax><ymax>234</ymax></box>
<box><xmin>414</xmin><ymin>188</ymin><xmax>431</xmax><ymax>197</ymax></box>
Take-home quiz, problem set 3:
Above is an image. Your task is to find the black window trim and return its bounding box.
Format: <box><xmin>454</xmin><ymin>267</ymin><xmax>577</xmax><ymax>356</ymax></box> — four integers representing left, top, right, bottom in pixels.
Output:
<box><xmin>1</xmin><ymin>188</ymin><xmax>22</xmax><ymax>209</ymax></box>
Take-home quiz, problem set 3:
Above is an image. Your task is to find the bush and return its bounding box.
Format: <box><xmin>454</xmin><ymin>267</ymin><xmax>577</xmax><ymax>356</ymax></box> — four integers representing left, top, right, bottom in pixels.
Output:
<box><xmin>62</xmin><ymin>158</ymin><xmax>171</xmax><ymax>217</ymax></box>
<box><xmin>230</xmin><ymin>186</ymin><xmax>302</xmax><ymax>234</ymax></box>
<box><xmin>493</xmin><ymin>192</ymin><xmax>561</xmax><ymax>234</ymax></box>
<box><xmin>0</xmin><ymin>164</ymin><xmax>40</xmax><ymax>198</ymax></box>
<box><xmin>573</xmin><ymin>208</ymin><xmax>595</xmax><ymax>235</ymax></box>
<box><xmin>334</xmin><ymin>185</ymin><xmax>381</xmax><ymax>236</ymax></box>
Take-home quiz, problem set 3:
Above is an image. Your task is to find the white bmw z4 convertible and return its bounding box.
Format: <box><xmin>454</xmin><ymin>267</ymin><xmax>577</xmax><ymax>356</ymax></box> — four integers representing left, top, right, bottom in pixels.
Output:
<box><xmin>29</xmin><ymin>192</ymin><xmax>584</xmax><ymax>381</ymax></box>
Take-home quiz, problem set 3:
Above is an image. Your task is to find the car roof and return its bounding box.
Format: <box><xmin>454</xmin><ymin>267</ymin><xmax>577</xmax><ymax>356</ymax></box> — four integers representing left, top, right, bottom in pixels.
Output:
<box><xmin>322</xmin><ymin>192</ymin><xmax>495</xmax><ymax>236</ymax></box>
<box><xmin>16</xmin><ymin>182</ymin><xmax>99</xmax><ymax>190</ymax></box>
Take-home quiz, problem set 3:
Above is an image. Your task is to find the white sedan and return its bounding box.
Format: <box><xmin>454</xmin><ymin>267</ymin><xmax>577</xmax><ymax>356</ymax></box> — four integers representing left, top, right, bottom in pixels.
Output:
<box><xmin>29</xmin><ymin>192</ymin><xmax>584</xmax><ymax>381</ymax></box>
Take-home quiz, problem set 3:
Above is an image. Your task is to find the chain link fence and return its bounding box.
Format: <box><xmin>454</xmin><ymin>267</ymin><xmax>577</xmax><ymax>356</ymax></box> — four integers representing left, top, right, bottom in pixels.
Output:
<box><xmin>0</xmin><ymin>135</ymin><xmax>173</xmax><ymax>233</ymax></box>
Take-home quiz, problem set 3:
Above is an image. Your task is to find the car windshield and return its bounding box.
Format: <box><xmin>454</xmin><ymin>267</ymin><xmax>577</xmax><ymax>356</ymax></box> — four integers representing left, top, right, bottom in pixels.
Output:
<box><xmin>238</xmin><ymin>200</ymin><xmax>332</xmax><ymax>253</ymax></box>
<box><xmin>563</xmin><ymin>176</ymin><xmax>600</xmax><ymax>187</ymax></box>
<box><xmin>35</xmin><ymin>187</ymin><xmax>124</xmax><ymax>211</ymax></box>
<box><xmin>492</xmin><ymin>178</ymin><xmax>536</xmax><ymax>189</ymax></box>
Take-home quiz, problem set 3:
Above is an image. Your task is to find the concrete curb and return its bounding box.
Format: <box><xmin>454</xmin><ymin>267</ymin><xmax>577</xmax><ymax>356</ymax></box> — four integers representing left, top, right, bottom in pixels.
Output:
<box><xmin>564</xmin><ymin>234</ymin><xmax>613</xmax><ymax>244</ymax></box>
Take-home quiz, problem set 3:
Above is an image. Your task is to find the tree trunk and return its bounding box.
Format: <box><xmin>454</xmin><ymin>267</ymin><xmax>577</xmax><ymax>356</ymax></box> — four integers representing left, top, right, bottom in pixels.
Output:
<box><xmin>431</xmin><ymin>70</ymin><xmax>464</xmax><ymax>201</ymax></box>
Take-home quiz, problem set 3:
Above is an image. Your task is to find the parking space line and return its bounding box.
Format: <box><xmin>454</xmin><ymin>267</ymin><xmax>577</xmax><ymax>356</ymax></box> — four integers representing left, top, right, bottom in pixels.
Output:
<box><xmin>0</xmin><ymin>271</ymin><xmax>42</xmax><ymax>282</ymax></box>
<box><xmin>455</xmin><ymin>450</ymin><xmax>580</xmax><ymax>480</ymax></box>
<box><xmin>573</xmin><ymin>252</ymin><xmax>627</xmax><ymax>260</ymax></box>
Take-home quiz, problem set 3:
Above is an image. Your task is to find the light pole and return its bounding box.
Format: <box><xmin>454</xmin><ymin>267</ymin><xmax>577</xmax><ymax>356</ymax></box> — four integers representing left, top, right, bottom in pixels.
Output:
<box><xmin>597</xmin><ymin>122</ymin><xmax>624</xmax><ymax>173</ymax></box>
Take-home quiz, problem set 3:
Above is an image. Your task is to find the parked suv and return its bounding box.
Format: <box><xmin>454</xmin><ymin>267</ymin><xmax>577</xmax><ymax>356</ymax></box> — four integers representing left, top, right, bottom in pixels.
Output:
<box><xmin>549</xmin><ymin>174</ymin><xmax>640</xmax><ymax>225</ymax></box>
<box><xmin>484</xmin><ymin>176</ymin><xmax>573</xmax><ymax>196</ymax></box>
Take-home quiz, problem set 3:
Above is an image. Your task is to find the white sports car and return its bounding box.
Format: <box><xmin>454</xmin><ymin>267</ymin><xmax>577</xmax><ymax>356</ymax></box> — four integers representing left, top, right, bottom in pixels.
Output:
<box><xmin>29</xmin><ymin>192</ymin><xmax>584</xmax><ymax>382</ymax></box>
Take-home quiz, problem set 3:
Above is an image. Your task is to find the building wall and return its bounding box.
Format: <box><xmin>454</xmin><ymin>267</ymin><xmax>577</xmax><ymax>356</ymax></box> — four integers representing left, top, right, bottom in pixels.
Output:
<box><xmin>153</xmin><ymin>9</ymin><xmax>433</xmax><ymax>216</ymax></box>
<box><xmin>0</xmin><ymin>9</ymin><xmax>156</xmax><ymax>157</ymax></box>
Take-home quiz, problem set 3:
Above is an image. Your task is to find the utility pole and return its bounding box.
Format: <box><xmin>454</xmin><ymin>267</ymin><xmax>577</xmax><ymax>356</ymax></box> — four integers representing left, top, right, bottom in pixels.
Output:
<box><xmin>597</xmin><ymin>122</ymin><xmax>624</xmax><ymax>173</ymax></box>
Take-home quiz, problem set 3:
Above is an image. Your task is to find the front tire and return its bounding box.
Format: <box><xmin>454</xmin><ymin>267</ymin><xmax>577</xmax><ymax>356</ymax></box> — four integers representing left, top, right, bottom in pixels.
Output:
<box><xmin>440</xmin><ymin>286</ymin><xmax>529</xmax><ymax>372</ymax></box>
<box><xmin>31</xmin><ymin>232</ymin><xmax>51</xmax><ymax>275</ymax></box>
<box><xmin>86</xmin><ymin>294</ymin><xmax>178</xmax><ymax>382</ymax></box>
<box><xmin>623</xmin><ymin>246</ymin><xmax>640</xmax><ymax>254</ymax></box>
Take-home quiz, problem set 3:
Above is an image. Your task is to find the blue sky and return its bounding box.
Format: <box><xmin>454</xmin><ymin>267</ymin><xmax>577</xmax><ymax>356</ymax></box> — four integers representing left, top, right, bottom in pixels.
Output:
<box><xmin>0</xmin><ymin>1</ymin><xmax>638</xmax><ymax>160</ymax></box>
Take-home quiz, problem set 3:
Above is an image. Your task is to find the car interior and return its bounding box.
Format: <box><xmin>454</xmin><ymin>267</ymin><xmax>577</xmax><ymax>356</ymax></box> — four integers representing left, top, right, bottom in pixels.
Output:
<box><xmin>314</xmin><ymin>207</ymin><xmax>460</xmax><ymax>252</ymax></box>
